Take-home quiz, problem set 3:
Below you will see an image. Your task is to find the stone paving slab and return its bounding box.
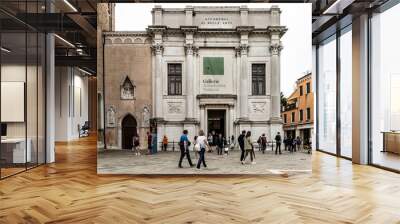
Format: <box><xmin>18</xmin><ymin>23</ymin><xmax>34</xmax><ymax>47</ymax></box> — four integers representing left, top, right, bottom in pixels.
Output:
<box><xmin>98</xmin><ymin>148</ymin><xmax>311</xmax><ymax>175</ymax></box>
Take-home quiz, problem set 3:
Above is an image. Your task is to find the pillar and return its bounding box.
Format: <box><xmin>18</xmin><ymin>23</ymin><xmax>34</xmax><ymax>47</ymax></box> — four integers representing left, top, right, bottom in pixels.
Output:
<box><xmin>46</xmin><ymin>32</ymin><xmax>55</xmax><ymax>163</ymax></box>
<box><xmin>352</xmin><ymin>14</ymin><xmax>369</xmax><ymax>164</ymax></box>
<box><xmin>200</xmin><ymin>105</ymin><xmax>205</xmax><ymax>131</ymax></box>
<box><xmin>154</xmin><ymin>44</ymin><xmax>163</xmax><ymax>118</ymax></box>
<box><xmin>270</xmin><ymin>43</ymin><xmax>282</xmax><ymax>121</ymax></box>
<box><xmin>185</xmin><ymin>44</ymin><xmax>194</xmax><ymax>119</ymax></box>
<box><xmin>239</xmin><ymin>44</ymin><xmax>249</xmax><ymax>119</ymax></box>
<box><xmin>46</xmin><ymin>0</ymin><xmax>55</xmax><ymax>163</ymax></box>
<box><xmin>267</xmin><ymin>25</ymin><xmax>287</xmax><ymax>139</ymax></box>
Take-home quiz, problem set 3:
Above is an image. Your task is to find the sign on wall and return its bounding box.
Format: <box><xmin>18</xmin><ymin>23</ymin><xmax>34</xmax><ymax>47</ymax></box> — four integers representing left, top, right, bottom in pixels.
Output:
<box><xmin>199</xmin><ymin>50</ymin><xmax>234</xmax><ymax>94</ymax></box>
<box><xmin>203</xmin><ymin>57</ymin><xmax>224</xmax><ymax>75</ymax></box>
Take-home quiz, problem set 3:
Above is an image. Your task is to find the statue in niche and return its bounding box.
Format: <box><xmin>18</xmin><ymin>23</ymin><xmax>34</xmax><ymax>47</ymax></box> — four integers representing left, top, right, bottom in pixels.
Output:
<box><xmin>120</xmin><ymin>76</ymin><xmax>135</xmax><ymax>100</ymax></box>
<box><xmin>107</xmin><ymin>106</ymin><xmax>116</xmax><ymax>128</ymax></box>
<box><xmin>142</xmin><ymin>106</ymin><xmax>150</xmax><ymax>127</ymax></box>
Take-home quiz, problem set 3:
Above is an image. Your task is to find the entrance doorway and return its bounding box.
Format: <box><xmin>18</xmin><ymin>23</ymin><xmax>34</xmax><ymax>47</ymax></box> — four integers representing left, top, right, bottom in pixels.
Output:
<box><xmin>207</xmin><ymin>110</ymin><xmax>226</xmax><ymax>137</ymax></box>
<box><xmin>121</xmin><ymin>114</ymin><xmax>137</xmax><ymax>149</ymax></box>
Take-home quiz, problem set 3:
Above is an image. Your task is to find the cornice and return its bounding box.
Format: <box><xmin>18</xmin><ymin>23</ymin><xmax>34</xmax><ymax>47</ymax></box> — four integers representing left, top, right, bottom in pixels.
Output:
<box><xmin>104</xmin><ymin>31</ymin><xmax>149</xmax><ymax>37</ymax></box>
<box><xmin>267</xmin><ymin>26</ymin><xmax>288</xmax><ymax>37</ymax></box>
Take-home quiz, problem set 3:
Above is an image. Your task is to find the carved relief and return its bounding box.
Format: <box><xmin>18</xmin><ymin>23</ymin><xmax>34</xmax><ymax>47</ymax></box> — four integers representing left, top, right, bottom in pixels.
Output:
<box><xmin>134</xmin><ymin>38</ymin><xmax>143</xmax><ymax>44</ymax></box>
<box><xmin>251</xmin><ymin>102</ymin><xmax>267</xmax><ymax>114</ymax></box>
<box><xmin>120</xmin><ymin>76</ymin><xmax>135</xmax><ymax>100</ymax></box>
<box><xmin>239</xmin><ymin>44</ymin><xmax>249</xmax><ymax>55</ymax></box>
<box><xmin>124</xmin><ymin>38</ymin><xmax>132</xmax><ymax>44</ymax></box>
<box><xmin>167</xmin><ymin>102</ymin><xmax>183</xmax><ymax>114</ymax></box>
<box><xmin>107</xmin><ymin>106</ymin><xmax>116</xmax><ymax>128</ymax></box>
<box><xmin>269</xmin><ymin>44</ymin><xmax>283</xmax><ymax>55</ymax></box>
<box><xmin>151</xmin><ymin>43</ymin><xmax>163</xmax><ymax>55</ymax></box>
<box><xmin>184</xmin><ymin>44</ymin><xmax>198</xmax><ymax>56</ymax></box>
<box><xmin>142</xmin><ymin>106</ymin><xmax>151</xmax><ymax>127</ymax></box>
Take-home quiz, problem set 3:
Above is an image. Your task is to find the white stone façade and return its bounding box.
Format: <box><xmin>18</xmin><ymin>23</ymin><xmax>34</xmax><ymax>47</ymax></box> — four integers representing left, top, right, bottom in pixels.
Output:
<box><xmin>105</xmin><ymin>5</ymin><xmax>287</xmax><ymax>145</ymax></box>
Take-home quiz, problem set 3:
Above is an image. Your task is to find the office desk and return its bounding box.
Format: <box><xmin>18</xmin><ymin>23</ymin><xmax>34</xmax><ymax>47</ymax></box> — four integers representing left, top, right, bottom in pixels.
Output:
<box><xmin>1</xmin><ymin>138</ymin><xmax>31</xmax><ymax>164</ymax></box>
<box><xmin>382</xmin><ymin>132</ymin><xmax>400</xmax><ymax>154</ymax></box>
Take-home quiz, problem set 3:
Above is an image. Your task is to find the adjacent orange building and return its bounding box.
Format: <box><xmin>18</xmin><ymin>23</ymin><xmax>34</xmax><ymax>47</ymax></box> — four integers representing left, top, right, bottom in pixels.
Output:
<box><xmin>282</xmin><ymin>73</ymin><xmax>314</xmax><ymax>143</ymax></box>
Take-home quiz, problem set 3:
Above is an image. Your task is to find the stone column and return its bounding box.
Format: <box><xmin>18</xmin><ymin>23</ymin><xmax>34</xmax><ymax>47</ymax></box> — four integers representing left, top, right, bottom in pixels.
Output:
<box><xmin>149</xmin><ymin>26</ymin><xmax>166</xmax><ymax>120</ymax></box>
<box><xmin>182</xmin><ymin>26</ymin><xmax>197</xmax><ymax>121</ymax></box>
<box><xmin>236</xmin><ymin>26</ymin><xmax>252</xmax><ymax>120</ymax></box>
<box><xmin>200</xmin><ymin>105</ymin><xmax>205</xmax><ymax>131</ymax></box>
<box><xmin>240</xmin><ymin>44</ymin><xmax>249</xmax><ymax>119</ymax></box>
<box><xmin>153</xmin><ymin>43</ymin><xmax>164</xmax><ymax>118</ymax></box>
<box><xmin>229</xmin><ymin>105</ymin><xmax>234</xmax><ymax>138</ymax></box>
<box><xmin>270</xmin><ymin>43</ymin><xmax>283</xmax><ymax>121</ymax></box>
<box><xmin>185</xmin><ymin>44</ymin><xmax>195</xmax><ymax>119</ymax></box>
<box><xmin>267</xmin><ymin>26</ymin><xmax>287</xmax><ymax>139</ymax></box>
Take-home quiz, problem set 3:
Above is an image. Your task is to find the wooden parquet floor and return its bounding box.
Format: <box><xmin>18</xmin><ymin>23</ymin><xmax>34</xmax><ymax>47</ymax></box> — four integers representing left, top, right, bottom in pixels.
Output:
<box><xmin>1</xmin><ymin>135</ymin><xmax>400</xmax><ymax>224</ymax></box>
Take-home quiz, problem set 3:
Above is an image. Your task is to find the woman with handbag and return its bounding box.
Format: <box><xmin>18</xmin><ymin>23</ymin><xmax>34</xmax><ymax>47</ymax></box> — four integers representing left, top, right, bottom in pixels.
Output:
<box><xmin>242</xmin><ymin>131</ymin><xmax>256</xmax><ymax>165</ymax></box>
<box><xmin>196</xmin><ymin>130</ymin><xmax>209</xmax><ymax>169</ymax></box>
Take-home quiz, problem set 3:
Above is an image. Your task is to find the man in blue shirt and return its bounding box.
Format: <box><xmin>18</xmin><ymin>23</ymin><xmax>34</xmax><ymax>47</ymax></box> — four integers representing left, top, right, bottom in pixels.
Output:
<box><xmin>178</xmin><ymin>130</ymin><xmax>194</xmax><ymax>168</ymax></box>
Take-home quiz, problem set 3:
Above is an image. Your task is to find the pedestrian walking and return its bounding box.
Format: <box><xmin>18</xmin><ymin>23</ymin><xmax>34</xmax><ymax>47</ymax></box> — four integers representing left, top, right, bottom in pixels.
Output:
<box><xmin>242</xmin><ymin>131</ymin><xmax>255</xmax><ymax>164</ymax></box>
<box><xmin>238</xmin><ymin>130</ymin><xmax>246</xmax><ymax>161</ymax></box>
<box><xmin>178</xmin><ymin>130</ymin><xmax>194</xmax><ymax>168</ymax></box>
<box><xmin>196</xmin><ymin>130</ymin><xmax>209</xmax><ymax>169</ymax></box>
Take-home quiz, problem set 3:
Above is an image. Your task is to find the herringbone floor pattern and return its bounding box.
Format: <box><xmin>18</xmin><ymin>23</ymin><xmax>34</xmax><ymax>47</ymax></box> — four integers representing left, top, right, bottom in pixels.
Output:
<box><xmin>1</xmin><ymin>135</ymin><xmax>400</xmax><ymax>224</ymax></box>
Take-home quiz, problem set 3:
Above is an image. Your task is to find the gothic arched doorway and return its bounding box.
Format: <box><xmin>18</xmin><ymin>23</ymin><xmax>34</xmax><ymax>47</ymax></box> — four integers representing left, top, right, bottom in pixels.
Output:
<box><xmin>121</xmin><ymin>114</ymin><xmax>137</xmax><ymax>149</ymax></box>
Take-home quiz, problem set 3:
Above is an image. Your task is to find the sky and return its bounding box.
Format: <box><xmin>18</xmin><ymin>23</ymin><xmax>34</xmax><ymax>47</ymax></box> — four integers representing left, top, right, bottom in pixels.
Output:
<box><xmin>115</xmin><ymin>3</ymin><xmax>312</xmax><ymax>96</ymax></box>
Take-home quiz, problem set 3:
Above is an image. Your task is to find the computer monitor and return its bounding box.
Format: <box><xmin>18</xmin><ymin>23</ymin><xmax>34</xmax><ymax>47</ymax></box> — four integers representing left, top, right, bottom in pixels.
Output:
<box><xmin>1</xmin><ymin>123</ymin><xmax>7</xmax><ymax>137</ymax></box>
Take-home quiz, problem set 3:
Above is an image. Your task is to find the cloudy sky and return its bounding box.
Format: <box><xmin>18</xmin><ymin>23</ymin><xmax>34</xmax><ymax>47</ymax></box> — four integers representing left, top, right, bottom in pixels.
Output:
<box><xmin>115</xmin><ymin>3</ymin><xmax>312</xmax><ymax>96</ymax></box>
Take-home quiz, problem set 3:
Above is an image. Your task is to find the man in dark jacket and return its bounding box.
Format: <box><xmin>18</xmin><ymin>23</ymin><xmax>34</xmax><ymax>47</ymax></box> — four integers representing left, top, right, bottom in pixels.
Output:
<box><xmin>275</xmin><ymin>132</ymin><xmax>282</xmax><ymax>155</ymax></box>
<box><xmin>178</xmin><ymin>130</ymin><xmax>194</xmax><ymax>168</ymax></box>
<box><xmin>238</xmin><ymin>130</ymin><xmax>246</xmax><ymax>161</ymax></box>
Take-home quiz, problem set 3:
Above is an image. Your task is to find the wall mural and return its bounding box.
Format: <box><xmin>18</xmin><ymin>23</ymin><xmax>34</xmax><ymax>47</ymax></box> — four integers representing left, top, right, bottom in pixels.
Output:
<box><xmin>120</xmin><ymin>76</ymin><xmax>135</xmax><ymax>100</ymax></box>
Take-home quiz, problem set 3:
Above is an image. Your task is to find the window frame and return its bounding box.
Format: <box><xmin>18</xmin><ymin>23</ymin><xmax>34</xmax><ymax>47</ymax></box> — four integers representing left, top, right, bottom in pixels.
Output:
<box><xmin>251</xmin><ymin>64</ymin><xmax>266</xmax><ymax>96</ymax></box>
<box><xmin>167</xmin><ymin>63</ymin><xmax>182</xmax><ymax>96</ymax></box>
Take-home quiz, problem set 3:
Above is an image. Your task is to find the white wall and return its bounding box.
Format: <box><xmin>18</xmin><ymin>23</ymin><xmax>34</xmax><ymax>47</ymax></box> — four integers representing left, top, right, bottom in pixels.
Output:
<box><xmin>55</xmin><ymin>66</ymin><xmax>89</xmax><ymax>141</ymax></box>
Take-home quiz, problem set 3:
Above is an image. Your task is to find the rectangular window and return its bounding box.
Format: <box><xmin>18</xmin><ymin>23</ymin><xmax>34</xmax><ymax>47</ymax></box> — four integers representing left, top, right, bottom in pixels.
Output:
<box><xmin>291</xmin><ymin>112</ymin><xmax>295</xmax><ymax>123</ymax></box>
<box><xmin>168</xmin><ymin>63</ymin><xmax>182</xmax><ymax>95</ymax></box>
<box><xmin>306</xmin><ymin>82</ymin><xmax>311</xmax><ymax>94</ymax></box>
<box><xmin>284</xmin><ymin>114</ymin><xmax>287</xmax><ymax>123</ymax></box>
<box><xmin>300</xmin><ymin>109</ymin><xmax>303</xmax><ymax>121</ymax></box>
<box><xmin>307</xmin><ymin>107</ymin><xmax>311</xmax><ymax>120</ymax></box>
<box><xmin>317</xmin><ymin>35</ymin><xmax>337</xmax><ymax>154</ymax></box>
<box><xmin>252</xmin><ymin>64</ymin><xmax>266</xmax><ymax>95</ymax></box>
<box><xmin>300</xmin><ymin>86</ymin><xmax>303</xmax><ymax>96</ymax></box>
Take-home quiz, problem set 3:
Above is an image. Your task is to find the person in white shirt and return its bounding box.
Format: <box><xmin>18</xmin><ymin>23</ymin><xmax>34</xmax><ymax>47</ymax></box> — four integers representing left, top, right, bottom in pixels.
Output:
<box><xmin>196</xmin><ymin>130</ymin><xmax>210</xmax><ymax>169</ymax></box>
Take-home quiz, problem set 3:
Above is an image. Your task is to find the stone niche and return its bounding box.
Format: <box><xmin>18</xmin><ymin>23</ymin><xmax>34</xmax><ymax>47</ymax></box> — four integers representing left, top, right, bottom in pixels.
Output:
<box><xmin>120</xmin><ymin>76</ymin><xmax>135</xmax><ymax>100</ymax></box>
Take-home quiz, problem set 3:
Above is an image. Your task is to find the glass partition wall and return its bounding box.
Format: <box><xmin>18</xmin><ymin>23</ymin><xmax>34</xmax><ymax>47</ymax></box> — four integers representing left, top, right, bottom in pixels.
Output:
<box><xmin>370</xmin><ymin>3</ymin><xmax>400</xmax><ymax>171</ymax></box>
<box><xmin>316</xmin><ymin>26</ymin><xmax>352</xmax><ymax>159</ymax></box>
<box><xmin>0</xmin><ymin>1</ymin><xmax>46</xmax><ymax>179</ymax></box>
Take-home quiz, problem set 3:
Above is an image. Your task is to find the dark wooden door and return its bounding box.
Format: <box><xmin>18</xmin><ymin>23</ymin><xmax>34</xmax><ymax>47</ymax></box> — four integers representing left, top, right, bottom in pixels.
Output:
<box><xmin>122</xmin><ymin>115</ymin><xmax>137</xmax><ymax>149</ymax></box>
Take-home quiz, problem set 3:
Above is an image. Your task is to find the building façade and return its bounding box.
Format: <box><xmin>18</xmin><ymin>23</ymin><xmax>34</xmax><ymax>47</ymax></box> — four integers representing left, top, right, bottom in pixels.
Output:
<box><xmin>103</xmin><ymin>5</ymin><xmax>287</xmax><ymax>149</ymax></box>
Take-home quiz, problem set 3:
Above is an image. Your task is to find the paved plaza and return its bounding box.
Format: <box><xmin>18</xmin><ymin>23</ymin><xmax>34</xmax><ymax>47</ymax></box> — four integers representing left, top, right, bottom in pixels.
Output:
<box><xmin>98</xmin><ymin>147</ymin><xmax>311</xmax><ymax>175</ymax></box>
